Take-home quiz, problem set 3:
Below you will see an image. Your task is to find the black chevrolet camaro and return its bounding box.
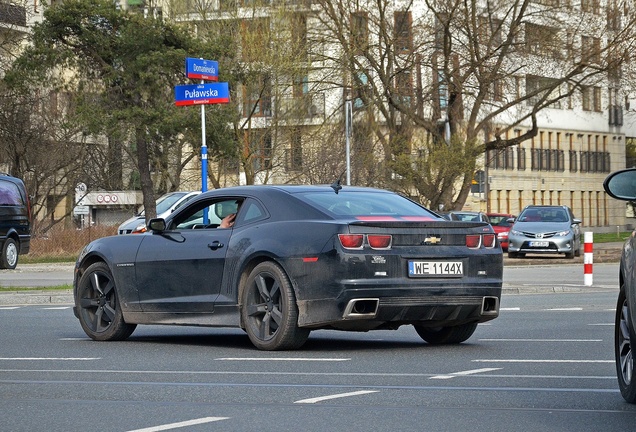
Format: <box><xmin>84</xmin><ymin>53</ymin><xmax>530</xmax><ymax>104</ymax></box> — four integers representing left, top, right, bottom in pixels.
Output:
<box><xmin>73</xmin><ymin>184</ymin><xmax>503</xmax><ymax>350</ymax></box>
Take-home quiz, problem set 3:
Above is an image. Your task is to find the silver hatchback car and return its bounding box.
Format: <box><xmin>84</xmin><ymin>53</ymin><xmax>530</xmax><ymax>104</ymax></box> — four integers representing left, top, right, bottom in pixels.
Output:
<box><xmin>507</xmin><ymin>205</ymin><xmax>581</xmax><ymax>259</ymax></box>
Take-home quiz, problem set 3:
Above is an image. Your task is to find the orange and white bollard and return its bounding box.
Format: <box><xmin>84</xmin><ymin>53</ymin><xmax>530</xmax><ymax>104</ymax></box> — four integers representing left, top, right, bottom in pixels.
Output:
<box><xmin>584</xmin><ymin>232</ymin><xmax>593</xmax><ymax>286</ymax></box>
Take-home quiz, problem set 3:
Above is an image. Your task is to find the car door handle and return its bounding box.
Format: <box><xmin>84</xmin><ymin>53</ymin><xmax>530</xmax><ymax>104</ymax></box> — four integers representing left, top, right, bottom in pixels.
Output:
<box><xmin>208</xmin><ymin>241</ymin><xmax>224</xmax><ymax>250</ymax></box>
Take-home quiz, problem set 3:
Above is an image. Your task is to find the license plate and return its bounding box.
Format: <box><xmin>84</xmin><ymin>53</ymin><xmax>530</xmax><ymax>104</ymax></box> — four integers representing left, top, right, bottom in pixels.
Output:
<box><xmin>408</xmin><ymin>261</ymin><xmax>463</xmax><ymax>277</ymax></box>
<box><xmin>529</xmin><ymin>241</ymin><xmax>549</xmax><ymax>247</ymax></box>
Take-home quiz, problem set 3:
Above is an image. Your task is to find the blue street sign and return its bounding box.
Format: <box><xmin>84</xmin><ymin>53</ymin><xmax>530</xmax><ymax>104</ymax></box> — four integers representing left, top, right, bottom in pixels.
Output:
<box><xmin>174</xmin><ymin>83</ymin><xmax>230</xmax><ymax>106</ymax></box>
<box><xmin>185</xmin><ymin>57</ymin><xmax>219</xmax><ymax>81</ymax></box>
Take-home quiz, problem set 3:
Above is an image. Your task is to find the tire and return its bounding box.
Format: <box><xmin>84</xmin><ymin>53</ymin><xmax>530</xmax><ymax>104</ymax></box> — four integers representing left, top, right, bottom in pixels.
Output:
<box><xmin>616</xmin><ymin>288</ymin><xmax>636</xmax><ymax>403</ymax></box>
<box><xmin>414</xmin><ymin>322</ymin><xmax>478</xmax><ymax>344</ymax></box>
<box><xmin>0</xmin><ymin>238</ymin><xmax>19</xmax><ymax>269</ymax></box>
<box><xmin>508</xmin><ymin>251</ymin><xmax>519</xmax><ymax>258</ymax></box>
<box><xmin>76</xmin><ymin>262</ymin><xmax>136</xmax><ymax>341</ymax></box>
<box><xmin>241</xmin><ymin>261</ymin><xmax>310</xmax><ymax>350</ymax></box>
<box><xmin>565</xmin><ymin>249</ymin><xmax>575</xmax><ymax>259</ymax></box>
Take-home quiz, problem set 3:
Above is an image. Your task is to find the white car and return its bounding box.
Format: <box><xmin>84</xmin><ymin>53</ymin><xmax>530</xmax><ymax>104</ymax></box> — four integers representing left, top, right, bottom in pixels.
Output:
<box><xmin>117</xmin><ymin>191</ymin><xmax>200</xmax><ymax>234</ymax></box>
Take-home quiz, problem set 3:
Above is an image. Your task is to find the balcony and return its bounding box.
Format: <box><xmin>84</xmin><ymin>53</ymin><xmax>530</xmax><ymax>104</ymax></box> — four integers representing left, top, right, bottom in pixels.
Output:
<box><xmin>278</xmin><ymin>93</ymin><xmax>325</xmax><ymax>120</ymax></box>
<box><xmin>0</xmin><ymin>2</ymin><xmax>27</xmax><ymax>27</ymax></box>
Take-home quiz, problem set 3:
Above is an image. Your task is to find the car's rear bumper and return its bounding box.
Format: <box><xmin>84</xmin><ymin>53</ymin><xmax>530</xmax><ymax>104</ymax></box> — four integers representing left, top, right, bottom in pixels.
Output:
<box><xmin>297</xmin><ymin>283</ymin><xmax>501</xmax><ymax>329</ymax></box>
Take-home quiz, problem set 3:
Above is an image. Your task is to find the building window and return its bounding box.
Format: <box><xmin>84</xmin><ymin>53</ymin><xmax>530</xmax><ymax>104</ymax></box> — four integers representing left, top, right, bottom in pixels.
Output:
<box><xmin>243</xmin><ymin>75</ymin><xmax>272</xmax><ymax>117</ymax></box>
<box><xmin>525</xmin><ymin>23</ymin><xmax>561</xmax><ymax>58</ymax></box>
<box><xmin>394</xmin><ymin>11</ymin><xmax>412</xmax><ymax>53</ymax></box>
<box><xmin>289</xmin><ymin>129</ymin><xmax>302</xmax><ymax>170</ymax></box>
<box><xmin>581</xmin><ymin>36</ymin><xmax>601</xmax><ymax>65</ymax></box>
<box><xmin>395</xmin><ymin>68</ymin><xmax>413</xmax><ymax>105</ymax></box>
<box><xmin>569</xmin><ymin>150</ymin><xmax>578</xmax><ymax>172</ymax></box>
<box><xmin>581</xmin><ymin>0</ymin><xmax>600</xmax><ymax>14</ymax></box>
<box><xmin>351</xmin><ymin>12</ymin><xmax>368</xmax><ymax>55</ymax></box>
<box><xmin>517</xmin><ymin>147</ymin><xmax>526</xmax><ymax>170</ymax></box>
<box><xmin>291</xmin><ymin>13</ymin><xmax>307</xmax><ymax>61</ymax></box>
<box><xmin>241</xmin><ymin>18</ymin><xmax>270</xmax><ymax>62</ymax></box>
<box><xmin>251</xmin><ymin>130</ymin><xmax>272</xmax><ymax>171</ymax></box>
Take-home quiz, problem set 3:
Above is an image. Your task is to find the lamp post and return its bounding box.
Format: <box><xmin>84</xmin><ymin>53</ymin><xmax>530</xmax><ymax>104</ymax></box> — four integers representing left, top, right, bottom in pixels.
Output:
<box><xmin>345</xmin><ymin>100</ymin><xmax>352</xmax><ymax>185</ymax></box>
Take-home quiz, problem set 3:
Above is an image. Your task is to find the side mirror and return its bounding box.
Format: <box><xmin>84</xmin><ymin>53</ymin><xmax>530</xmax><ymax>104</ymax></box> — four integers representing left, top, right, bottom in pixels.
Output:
<box><xmin>604</xmin><ymin>168</ymin><xmax>636</xmax><ymax>200</ymax></box>
<box><xmin>572</xmin><ymin>218</ymin><xmax>582</xmax><ymax>225</ymax></box>
<box><xmin>148</xmin><ymin>218</ymin><xmax>166</xmax><ymax>232</ymax></box>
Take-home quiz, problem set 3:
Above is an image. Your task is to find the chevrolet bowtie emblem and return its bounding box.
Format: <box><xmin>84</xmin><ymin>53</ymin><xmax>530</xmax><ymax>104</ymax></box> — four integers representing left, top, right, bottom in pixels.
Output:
<box><xmin>424</xmin><ymin>236</ymin><xmax>441</xmax><ymax>244</ymax></box>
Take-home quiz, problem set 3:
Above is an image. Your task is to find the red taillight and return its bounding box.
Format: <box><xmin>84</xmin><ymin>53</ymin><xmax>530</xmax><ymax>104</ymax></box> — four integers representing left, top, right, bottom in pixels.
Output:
<box><xmin>368</xmin><ymin>234</ymin><xmax>392</xmax><ymax>249</ymax></box>
<box><xmin>466</xmin><ymin>234</ymin><xmax>497</xmax><ymax>249</ymax></box>
<box><xmin>483</xmin><ymin>234</ymin><xmax>496</xmax><ymax>248</ymax></box>
<box><xmin>338</xmin><ymin>234</ymin><xmax>364</xmax><ymax>249</ymax></box>
<box><xmin>466</xmin><ymin>235</ymin><xmax>481</xmax><ymax>249</ymax></box>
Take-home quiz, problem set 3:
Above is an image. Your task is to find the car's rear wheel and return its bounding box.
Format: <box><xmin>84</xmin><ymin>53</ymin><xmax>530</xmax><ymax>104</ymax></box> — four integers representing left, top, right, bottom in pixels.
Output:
<box><xmin>241</xmin><ymin>261</ymin><xmax>309</xmax><ymax>350</ymax></box>
<box><xmin>76</xmin><ymin>262</ymin><xmax>136</xmax><ymax>341</ymax></box>
<box><xmin>414</xmin><ymin>322</ymin><xmax>478</xmax><ymax>344</ymax></box>
<box><xmin>616</xmin><ymin>288</ymin><xmax>636</xmax><ymax>403</ymax></box>
<box><xmin>0</xmin><ymin>238</ymin><xmax>19</xmax><ymax>269</ymax></box>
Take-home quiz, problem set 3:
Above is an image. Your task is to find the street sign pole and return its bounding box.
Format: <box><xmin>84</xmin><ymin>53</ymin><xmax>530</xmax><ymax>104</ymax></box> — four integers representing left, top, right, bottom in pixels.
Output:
<box><xmin>175</xmin><ymin>57</ymin><xmax>229</xmax><ymax>225</ymax></box>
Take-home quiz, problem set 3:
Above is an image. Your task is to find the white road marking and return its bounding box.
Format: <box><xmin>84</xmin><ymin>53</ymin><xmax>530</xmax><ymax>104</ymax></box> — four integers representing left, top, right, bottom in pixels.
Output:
<box><xmin>588</xmin><ymin>323</ymin><xmax>613</xmax><ymax>326</ymax></box>
<box><xmin>126</xmin><ymin>416</ymin><xmax>230</xmax><ymax>432</ymax></box>
<box><xmin>473</xmin><ymin>359</ymin><xmax>613</xmax><ymax>363</ymax></box>
<box><xmin>215</xmin><ymin>357</ymin><xmax>350</xmax><ymax>362</ymax></box>
<box><xmin>500</xmin><ymin>307</ymin><xmax>521</xmax><ymax>311</ymax></box>
<box><xmin>59</xmin><ymin>338</ymin><xmax>89</xmax><ymax>341</ymax></box>
<box><xmin>430</xmin><ymin>368</ymin><xmax>501</xmax><ymax>380</ymax></box>
<box><xmin>547</xmin><ymin>308</ymin><xmax>583</xmax><ymax>311</ymax></box>
<box><xmin>295</xmin><ymin>390</ymin><xmax>379</xmax><ymax>404</ymax></box>
<box><xmin>0</xmin><ymin>307</ymin><xmax>20</xmax><ymax>310</ymax></box>
<box><xmin>0</xmin><ymin>357</ymin><xmax>99</xmax><ymax>361</ymax></box>
<box><xmin>41</xmin><ymin>306</ymin><xmax>71</xmax><ymax>310</ymax></box>
<box><xmin>479</xmin><ymin>339</ymin><xmax>602</xmax><ymax>342</ymax></box>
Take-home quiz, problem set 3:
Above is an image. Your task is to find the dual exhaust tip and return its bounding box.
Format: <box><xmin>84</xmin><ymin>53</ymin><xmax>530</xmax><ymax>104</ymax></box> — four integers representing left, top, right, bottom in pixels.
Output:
<box><xmin>342</xmin><ymin>296</ymin><xmax>500</xmax><ymax>319</ymax></box>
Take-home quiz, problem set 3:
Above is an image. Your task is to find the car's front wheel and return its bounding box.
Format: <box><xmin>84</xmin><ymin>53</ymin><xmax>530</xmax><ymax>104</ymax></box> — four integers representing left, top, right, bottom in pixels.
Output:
<box><xmin>0</xmin><ymin>238</ymin><xmax>19</xmax><ymax>269</ymax></box>
<box><xmin>616</xmin><ymin>288</ymin><xmax>636</xmax><ymax>403</ymax></box>
<box><xmin>241</xmin><ymin>261</ymin><xmax>310</xmax><ymax>350</ymax></box>
<box><xmin>414</xmin><ymin>322</ymin><xmax>478</xmax><ymax>344</ymax></box>
<box><xmin>76</xmin><ymin>262</ymin><xmax>136</xmax><ymax>341</ymax></box>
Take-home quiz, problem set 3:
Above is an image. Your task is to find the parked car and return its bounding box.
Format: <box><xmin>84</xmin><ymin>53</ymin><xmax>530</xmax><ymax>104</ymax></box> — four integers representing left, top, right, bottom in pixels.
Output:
<box><xmin>507</xmin><ymin>205</ymin><xmax>581</xmax><ymax>259</ymax></box>
<box><xmin>487</xmin><ymin>213</ymin><xmax>516</xmax><ymax>251</ymax></box>
<box><xmin>117</xmin><ymin>191</ymin><xmax>200</xmax><ymax>234</ymax></box>
<box><xmin>603</xmin><ymin>168</ymin><xmax>636</xmax><ymax>403</ymax></box>
<box><xmin>442</xmin><ymin>211</ymin><xmax>491</xmax><ymax>223</ymax></box>
<box><xmin>73</xmin><ymin>184</ymin><xmax>503</xmax><ymax>351</ymax></box>
<box><xmin>0</xmin><ymin>174</ymin><xmax>31</xmax><ymax>269</ymax></box>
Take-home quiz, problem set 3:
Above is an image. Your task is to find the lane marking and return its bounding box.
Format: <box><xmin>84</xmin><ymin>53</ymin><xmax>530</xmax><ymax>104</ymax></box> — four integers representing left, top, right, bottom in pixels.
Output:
<box><xmin>589</xmin><ymin>323</ymin><xmax>613</xmax><ymax>326</ymax></box>
<box><xmin>0</xmin><ymin>307</ymin><xmax>20</xmax><ymax>310</ymax></box>
<box><xmin>126</xmin><ymin>416</ymin><xmax>230</xmax><ymax>432</ymax></box>
<box><xmin>547</xmin><ymin>308</ymin><xmax>583</xmax><ymax>311</ymax></box>
<box><xmin>430</xmin><ymin>367</ymin><xmax>501</xmax><ymax>380</ymax></box>
<box><xmin>474</xmin><ymin>359</ymin><xmax>613</xmax><ymax>364</ymax></box>
<box><xmin>479</xmin><ymin>339</ymin><xmax>602</xmax><ymax>342</ymax></box>
<box><xmin>295</xmin><ymin>390</ymin><xmax>379</xmax><ymax>404</ymax></box>
<box><xmin>500</xmin><ymin>307</ymin><xmax>520</xmax><ymax>311</ymax></box>
<box><xmin>41</xmin><ymin>306</ymin><xmax>71</xmax><ymax>310</ymax></box>
<box><xmin>0</xmin><ymin>357</ymin><xmax>99</xmax><ymax>361</ymax></box>
<box><xmin>59</xmin><ymin>338</ymin><xmax>89</xmax><ymax>341</ymax></box>
<box><xmin>215</xmin><ymin>357</ymin><xmax>349</xmax><ymax>362</ymax></box>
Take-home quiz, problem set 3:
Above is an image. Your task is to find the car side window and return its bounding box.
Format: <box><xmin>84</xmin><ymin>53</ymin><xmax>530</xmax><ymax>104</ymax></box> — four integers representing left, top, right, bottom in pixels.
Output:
<box><xmin>0</xmin><ymin>180</ymin><xmax>23</xmax><ymax>206</ymax></box>
<box><xmin>235</xmin><ymin>199</ymin><xmax>268</xmax><ymax>224</ymax></box>
<box><xmin>171</xmin><ymin>198</ymin><xmax>244</xmax><ymax>230</ymax></box>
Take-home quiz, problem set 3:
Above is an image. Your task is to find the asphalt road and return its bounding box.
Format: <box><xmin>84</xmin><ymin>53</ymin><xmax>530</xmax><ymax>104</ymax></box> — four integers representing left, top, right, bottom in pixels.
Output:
<box><xmin>0</xmin><ymin>291</ymin><xmax>634</xmax><ymax>432</ymax></box>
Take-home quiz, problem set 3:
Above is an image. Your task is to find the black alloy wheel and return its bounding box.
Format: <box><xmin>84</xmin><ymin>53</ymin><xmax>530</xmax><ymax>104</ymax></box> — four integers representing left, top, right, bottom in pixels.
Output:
<box><xmin>616</xmin><ymin>288</ymin><xmax>636</xmax><ymax>403</ymax></box>
<box><xmin>77</xmin><ymin>262</ymin><xmax>136</xmax><ymax>341</ymax></box>
<box><xmin>414</xmin><ymin>322</ymin><xmax>478</xmax><ymax>344</ymax></box>
<box><xmin>241</xmin><ymin>261</ymin><xmax>309</xmax><ymax>350</ymax></box>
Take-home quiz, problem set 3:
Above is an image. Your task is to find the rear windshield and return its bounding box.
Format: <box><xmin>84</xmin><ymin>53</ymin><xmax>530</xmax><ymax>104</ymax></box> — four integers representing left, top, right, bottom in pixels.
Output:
<box><xmin>0</xmin><ymin>180</ymin><xmax>24</xmax><ymax>206</ymax></box>
<box><xmin>489</xmin><ymin>215</ymin><xmax>512</xmax><ymax>227</ymax></box>
<box><xmin>300</xmin><ymin>191</ymin><xmax>441</xmax><ymax>220</ymax></box>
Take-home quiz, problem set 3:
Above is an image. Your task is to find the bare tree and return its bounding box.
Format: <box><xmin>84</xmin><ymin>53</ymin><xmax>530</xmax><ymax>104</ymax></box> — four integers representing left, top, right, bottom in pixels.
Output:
<box><xmin>311</xmin><ymin>0</ymin><xmax>636</xmax><ymax>208</ymax></box>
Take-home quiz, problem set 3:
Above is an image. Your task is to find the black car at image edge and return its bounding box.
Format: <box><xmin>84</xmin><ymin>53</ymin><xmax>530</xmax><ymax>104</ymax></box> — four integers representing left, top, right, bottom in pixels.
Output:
<box><xmin>0</xmin><ymin>174</ymin><xmax>31</xmax><ymax>269</ymax></box>
<box><xmin>603</xmin><ymin>168</ymin><xmax>636</xmax><ymax>404</ymax></box>
<box><xmin>73</xmin><ymin>184</ymin><xmax>503</xmax><ymax>351</ymax></box>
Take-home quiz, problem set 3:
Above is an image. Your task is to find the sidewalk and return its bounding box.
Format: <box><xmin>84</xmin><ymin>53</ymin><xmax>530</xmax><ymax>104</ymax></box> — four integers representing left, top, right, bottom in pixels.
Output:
<box><xmin>0</xmin><ymin>241</ymin><xmax>625</xmax><ymax>306</ymax></box>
